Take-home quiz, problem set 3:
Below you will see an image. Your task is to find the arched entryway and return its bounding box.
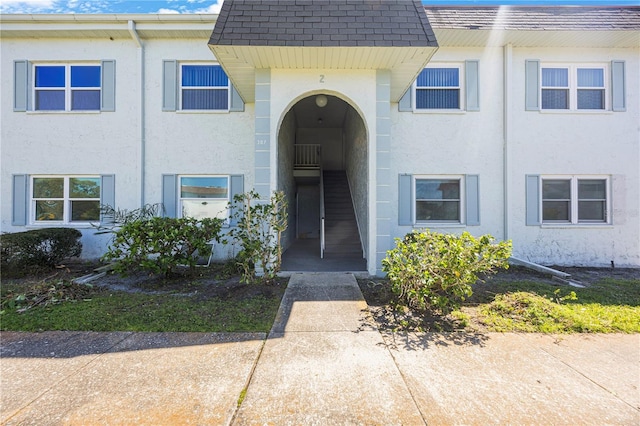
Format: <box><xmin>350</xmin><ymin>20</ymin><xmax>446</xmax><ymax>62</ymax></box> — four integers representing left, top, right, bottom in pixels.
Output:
<box><xmin>277</xmin><ymin>93</ymin><xmax>368</xmax><ymax>272</ymax></box>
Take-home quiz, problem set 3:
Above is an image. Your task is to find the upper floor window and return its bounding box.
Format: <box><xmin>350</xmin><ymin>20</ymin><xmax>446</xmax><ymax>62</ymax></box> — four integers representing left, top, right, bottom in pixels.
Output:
<box><xmin>415</xmin><ymin>66</ymin><xmax>461</xmax><ymax>110</ymax></box>
<box><xmin>179</xmin><ymin>175</ymin><xmax>230</xmax><ymax>221</ymax></box>
<box><xmin>34</xmin><ymin>64</ymin><xmax>101</xmax><ymax>111</ymax></box>
<box><xmin>180</xmin><ymin>65</ymin><xmax>229</xmax><ymax>111</ymax></box>
<box><xmin>541</xmin><ymin>65</ymin><xmax>606</xmax><ymax>111</ymax></box>
<box><xmin>32</xmin><ymin>176</ymin><xmax>101</xmax><ymax>223</ymax></box>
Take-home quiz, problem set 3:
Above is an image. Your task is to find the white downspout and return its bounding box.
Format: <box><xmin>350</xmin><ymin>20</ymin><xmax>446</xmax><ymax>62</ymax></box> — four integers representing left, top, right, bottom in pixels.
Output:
<box><xmin>503</xmin><ymin>43</ymin><xmax>513</xmax><ymax>241</ymax></box>
<box><xmin>128</xmin><ymin>20</ymin><xmax>145</xmax><ymax>207</ymax></box>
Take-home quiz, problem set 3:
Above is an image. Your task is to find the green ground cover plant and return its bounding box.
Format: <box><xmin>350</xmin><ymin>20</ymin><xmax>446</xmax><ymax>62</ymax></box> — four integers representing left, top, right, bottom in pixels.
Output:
<box><xmin>360</xmin><ymin>269</ymin><xmax>640</xmax><ymax>333</ymax></box>
<box><xmin>477</xmin><ymin>278</ymin><xmax>640</xmax><ymax>333</ymax></box>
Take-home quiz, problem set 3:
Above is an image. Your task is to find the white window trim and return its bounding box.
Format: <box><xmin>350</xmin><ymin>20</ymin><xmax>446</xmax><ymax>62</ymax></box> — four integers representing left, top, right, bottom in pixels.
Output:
<box><xmin>32</xmin><ymin>63</ymin><xmax>101</xmax><ymax>112</ymax></box>
<box><xmin>30</xmin><ymin>175</ymin><xmax>101</xmax><ymax>225</ymax></box>
<box><xmin>540</xmin><ymin>63</ymin><xmax>608</xmax><ymax>112</ymax></box>
<box><xmin>413</xmin><ymin>175</ymin><xmax>465</xmax><ymax>225</ymax></box>
<box><xmin>413</xmin><ymin>63</ymin><xmax>465</xmax><ymax>113</ymax></box>
<box><xmin>178</xmin><ymin>174</ymin><xmax>231</xmax><ymax>224</ymax></box>
<box><xmin>178</xmin><ymin>63</ymin><xmax>230</xmax><ymax>113</ymax></box>
<box><xmin>540</xmin><ymin>175</ymin><xmax>611</xmax><ymax>225</ymax></box>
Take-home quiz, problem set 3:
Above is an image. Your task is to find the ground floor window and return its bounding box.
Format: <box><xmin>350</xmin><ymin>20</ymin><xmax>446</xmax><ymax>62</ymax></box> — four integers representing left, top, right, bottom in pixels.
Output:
<box><xmin>415</xmin><ymin>176</ymin><xmax>463</xmax><ymax>223</ymax></box>
<box><xmin>541</xmin><ymin>176</ymin><xmax>609</xmax><ymax>224</ymax></box>
<box><xmin>31</xmin><ymin>176</ymin><xmax>101</xmax><ymax>223</ymax></box>
<box><xmin>179</xmin><ymin>175</ymin><xmax>230</xmax><ymax>221</ymax></box>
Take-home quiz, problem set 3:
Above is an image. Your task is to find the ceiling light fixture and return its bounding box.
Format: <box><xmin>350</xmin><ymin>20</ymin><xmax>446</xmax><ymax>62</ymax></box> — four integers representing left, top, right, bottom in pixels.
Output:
<box><xmin>315</xmin><ymin>95</ymin><xmax>328</xmax><ymax>108</ymax></box>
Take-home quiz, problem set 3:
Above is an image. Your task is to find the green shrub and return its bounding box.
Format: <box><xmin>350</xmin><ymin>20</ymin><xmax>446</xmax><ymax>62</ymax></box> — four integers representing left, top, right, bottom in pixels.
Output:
<box><xmin>102</xmin><ymin>217</ymin><xmax>224</xmax><ymax>277</ymax></box>
<box><xmin>1</xmin><ymin>228</ymin><xmax>82</xmax><ymax>276</ymax></box>
<box><xmin>382</xmin><ymin>230</ymin><xmax>511</xmax><ymax>314</ymax></box>
<box><xmin>228</xmin><ymin>190</ymin><xmax>288</xmax><ymax>283</ymax></box>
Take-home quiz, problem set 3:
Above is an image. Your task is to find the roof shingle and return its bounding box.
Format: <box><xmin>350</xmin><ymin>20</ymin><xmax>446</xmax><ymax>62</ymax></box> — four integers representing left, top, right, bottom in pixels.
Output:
<box><xmin>209</xmin><ymin>0</ymin><xmax>438</xmax><ymax>47</ymax></box>
<box><xmin>424</xmin><ymin>6</ymin><xmax>640</xmax><ymax>31</ymax></box>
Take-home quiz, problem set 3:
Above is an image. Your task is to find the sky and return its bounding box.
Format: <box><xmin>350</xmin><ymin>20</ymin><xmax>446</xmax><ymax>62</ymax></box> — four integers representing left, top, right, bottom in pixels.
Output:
<box><xmin>0</xmin><ymin>0</ymin><xmax>636</xmax><ymax>14</ymax></box>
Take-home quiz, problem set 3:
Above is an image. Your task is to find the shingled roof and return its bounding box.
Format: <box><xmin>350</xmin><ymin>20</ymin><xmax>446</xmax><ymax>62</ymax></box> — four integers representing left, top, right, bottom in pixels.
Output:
<box><xmin>209</xmin><ymin>0</ymin><xmax>437</xmax><ymax>47</ymax></box>
<box><xmin>425</xmin><ymin>6</ymin><xmax>640</xmax><ymax>31</ymax></box>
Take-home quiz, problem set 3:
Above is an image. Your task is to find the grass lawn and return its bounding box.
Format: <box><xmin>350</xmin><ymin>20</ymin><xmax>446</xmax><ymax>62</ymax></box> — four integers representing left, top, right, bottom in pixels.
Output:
<box><xmin>1</xmin><ymin>261</ymin><xmax>287</xmax><ymax>333</ymax></box>
<box><xmin>359</xmin><ymin>267</ymin><xmax>640</xmax><ymax>334</ymax></box>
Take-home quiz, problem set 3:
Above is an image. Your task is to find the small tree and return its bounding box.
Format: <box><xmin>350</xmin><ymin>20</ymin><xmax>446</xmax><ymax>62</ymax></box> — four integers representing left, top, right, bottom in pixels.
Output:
<box><xmin>382</xmin><ymin>230</ymin><xmax>512</xmax><ymax>314</ymax></box>
<box><xmin>229</xmin><ymin>190</ymin><xmax>288</xmax><ymax>283</ymax></box>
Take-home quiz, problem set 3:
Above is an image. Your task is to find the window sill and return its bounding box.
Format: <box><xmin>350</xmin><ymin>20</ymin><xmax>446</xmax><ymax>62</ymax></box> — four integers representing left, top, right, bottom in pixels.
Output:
<box><xmin>26</xmin><ymin>110</ymin><xmax>101</xmax><ymax>115</ymax></box>
<box><xmin>414</xmin><ymin>223</ymin><xmax>466</xmax><ymax>228</ymax></box>
<box><xmin>26</xmin><ymin>223</ymin><xmax>97</xmax><ymax>229</ymax></box>
<box><xmin>540</xmin><ymin>224</ymin><xmax>612</xmax><ymax>229</ymax></box>
<box><xmin>412</xmin><ymin>109</ymin><xmax>466</xmax><ymax>115</ymax></box>
<box><xmin>175</xmin><ymin>110</ymin><xmax>230</xmax><ymax>114</ymax></box>
<box><xmin>537</xmin><ymin>110</ymin><xmax>613</xmax><ymax>115</ymax></box>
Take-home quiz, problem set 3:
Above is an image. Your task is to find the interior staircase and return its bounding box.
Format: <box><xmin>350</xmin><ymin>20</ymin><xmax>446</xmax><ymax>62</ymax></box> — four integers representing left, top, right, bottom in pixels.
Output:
<box><xmin>322</xmin><ymin>170</ymin><xmax>363</xmax><ymax>259</ymax></box>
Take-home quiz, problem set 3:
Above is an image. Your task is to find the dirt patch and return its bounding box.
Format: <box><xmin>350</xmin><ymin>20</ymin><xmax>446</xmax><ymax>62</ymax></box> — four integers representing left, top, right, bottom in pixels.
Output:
<box><xmin>2</xmin><ymin>259</ymin><xmax>288</xmax><ymax>303</ymax></box>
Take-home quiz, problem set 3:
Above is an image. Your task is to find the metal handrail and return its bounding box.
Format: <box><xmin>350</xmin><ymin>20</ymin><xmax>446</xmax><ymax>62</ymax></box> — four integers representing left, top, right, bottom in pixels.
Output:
<box><xmin>319</xmin><ymin>152</ymin><xmax>325</xmax><ymax>259</ymax></box>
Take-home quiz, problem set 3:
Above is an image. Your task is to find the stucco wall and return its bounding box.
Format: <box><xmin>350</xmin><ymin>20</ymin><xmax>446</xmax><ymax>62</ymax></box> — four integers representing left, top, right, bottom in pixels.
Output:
<box><xmin>1</xmin><ymin>38</ymin><xmax>143</xmax><ymax>257</ymax></box>
<box><xmin>2</xmin><ymin>29</ymin><xmax>638</xmax><ymax>268</ymax></box>
<box><xmin>344</xmin><ymin>106</ymin><xmax>369</xmax><ymax>259</ymax></box>
<box><xmin>1</xmin><ymin>36</ymin><xmax>256</xmax><ymax>259</ymax></box>
<box><xmin>508</xmin><ymin>47</ymin><xmax>640</xmax><ymax>267</ymax></box>
<box><xmin>390</xmin><ymin>47</ymin><xmax>506</xmax><ymax>244</ymax></box>
<box><xmin>390</xmin><ymin>45</ymin><xmax>640</xmax><ymax>268</ymax></box>
<box><xmin>277</xmin><ymin>108</ymin><xmax>297</xmax><ymax>251</ymax></box>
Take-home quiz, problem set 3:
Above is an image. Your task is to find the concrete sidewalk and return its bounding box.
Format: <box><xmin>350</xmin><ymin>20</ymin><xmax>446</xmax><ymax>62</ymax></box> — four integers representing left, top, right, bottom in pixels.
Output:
<box><xmin>1</xmin><ymin>272</ymin><xmax>639</xmax><ymax>425</ymax></box>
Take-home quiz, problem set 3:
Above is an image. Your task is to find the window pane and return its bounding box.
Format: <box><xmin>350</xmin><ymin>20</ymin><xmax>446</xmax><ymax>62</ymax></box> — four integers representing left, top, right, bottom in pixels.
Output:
<box><xmin>182</xmin><ymin>65</ymin><xmax>228</xmax><ymax>87</ymax></box>
<box><xmin>35</xmin><ymin>90</ymin><xmax>65</xmax><ymax>110</ymax></box>
<box><xmin>415</xmin><ymin>89</ymin><xmax>460</xmax><ymax>109</ymax></box>
<box><xmin>71</xmin><ymin>66</ymin><xmax>101</xmax><ymax>87</ymax></box>
<box><xmin>578</xmin><ymin>179</ymin><xmax>606</xmax><ymax>199</ymax></box>
<box><xmin>182</xmin><ymin>89</ymin><xmax>228</xmax><ymax>110</ymax></box>
<box><xmin>71</xmin><ymin>200</ymin><xmax>100</xmax><ymax>221</ymax></box>
<box><xmin>33</xmin><ymin>178</ymin><xmax>64</xmax><ymax>198</ymax></box>
<box><xmin>416</xmin><ymin>179</ymin><xmax>460</xmax><ymax>200</ymax></box>
<box><xmin>542</xmin><ymin>201</ymin><xmax>570</xmax><ymax>221</ymax></box>
<box><xmin>70</xmin><ymin>177</ymin><xmax>101</xmax><ymax>198</ymax></box>
<box><xmin>417</xmin><ymin>68</ymin><xmax>459</xmax><ymax>87</ymax></box>
<box><xmin>542</xmin><ymin>68</ymin><xmax>568</xmax><ymax>87</ymax></box>
<box><xmin>35</xmin><ymin>200</ymin><xmax>63</xmax><ymax>221</ymax></box>
<box><xmin>577</xmin><ymin>68</ymin><xmax>604</xmax><ymax>87</ymax></box>
<box><xmin>578</xmin><ymin>201</ymin><xmax>605</xmax><ymax>222</ymax></box>
<box><xmin>71</xmin><ymin>90</ymin><xmax>101</xmax><ymax>110</ymax></box>
<box><xmin>180</xmin><ymin>177</ymin><xmax>228</xmax><ymax>198</ymax></box>
<box><xmin>541</xmin><ymin>89</ymin><xmax>569</xmax><ymax>109</ymax></box>
<box><xmin>35</xmin><ymin>66</ymin><xmax>65</xmax><ymax>87</ymax></box>
<box><xmin>416</xmin><ymin>201</ymin><xmax>460</xmax><ymax>221</ymax></box>
<box><xmin>543</xmin><ymin>180</ymin><xmax>570</xmax><ymax>199</ymax></box>
<box><xmin>181</xmin><ymin>200</ymin><xmax>228</xmax><ymax>220</ymax></box>
<box><xmin>577</xmin><ymin>89</ymin><xmax>604</xmax><ymax>110</ymax></box>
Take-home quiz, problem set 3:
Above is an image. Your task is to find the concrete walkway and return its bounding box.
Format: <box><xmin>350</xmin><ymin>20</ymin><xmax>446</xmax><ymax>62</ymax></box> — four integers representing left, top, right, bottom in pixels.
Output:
<box><xmin>1</xmin><ymin>272</ymin><xmax>639</xmax><ymax>425</ymax></box>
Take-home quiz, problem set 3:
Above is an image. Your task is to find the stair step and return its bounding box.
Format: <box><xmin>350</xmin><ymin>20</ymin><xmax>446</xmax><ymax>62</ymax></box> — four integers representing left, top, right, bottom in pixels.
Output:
<box><xmin>322</xmin><ymin>170</ymin><xmax>362</xmax><ymax>253</ymax></box>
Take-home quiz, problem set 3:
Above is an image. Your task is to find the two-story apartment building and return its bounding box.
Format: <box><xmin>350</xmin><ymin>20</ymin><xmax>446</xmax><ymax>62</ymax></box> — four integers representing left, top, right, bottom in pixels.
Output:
<box><xmin>2</xmin><ymin>1</ymin><xmax>639</xmax><ymax>275</ymax></box>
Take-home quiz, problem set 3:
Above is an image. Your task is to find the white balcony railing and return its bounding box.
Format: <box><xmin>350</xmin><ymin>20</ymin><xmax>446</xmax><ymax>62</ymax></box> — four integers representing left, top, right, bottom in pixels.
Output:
<box><xmin>294</xmin><ymin>144</ymin><xmax>321</xmax><ymax>169</ymax></box>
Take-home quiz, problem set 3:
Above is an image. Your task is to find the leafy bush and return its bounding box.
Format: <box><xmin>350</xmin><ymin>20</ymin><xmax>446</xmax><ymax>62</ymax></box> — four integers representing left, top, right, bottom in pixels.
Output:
<box><xmin>102</xmin><ymin>217</ymin><xmax>224</xmax><ymax>277</ymax></box>
<box><xmin>382</xmin><ymin>230</ymin><xmax>511</xmax><ymax>314</ymax></box>
<box><xmin>229</xmin><ymin>190</ymin><xmax>288</xmax><ymax>283</ymax></box>
<box><xmin>1</xmin><ymin>228</ymin><xmax>82</xmax><ymax>276</ymax></box>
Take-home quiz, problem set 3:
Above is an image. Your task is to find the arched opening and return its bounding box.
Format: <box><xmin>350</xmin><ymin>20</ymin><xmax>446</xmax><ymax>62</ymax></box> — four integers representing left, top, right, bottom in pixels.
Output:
<box><xmin>278</xmin><ymin>93</ymin><xmax>368</xmax><ymax>272</ymax></box>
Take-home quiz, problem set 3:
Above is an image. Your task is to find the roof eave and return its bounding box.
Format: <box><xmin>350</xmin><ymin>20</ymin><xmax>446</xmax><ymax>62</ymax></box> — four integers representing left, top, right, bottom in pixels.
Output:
<box><xmin>209</xmin><ymin>44</ymin><xmax>438</xmax><ymax>103</ymax></box>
